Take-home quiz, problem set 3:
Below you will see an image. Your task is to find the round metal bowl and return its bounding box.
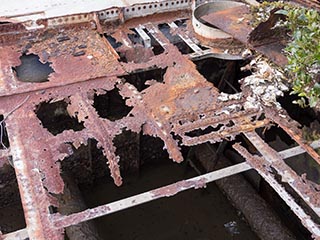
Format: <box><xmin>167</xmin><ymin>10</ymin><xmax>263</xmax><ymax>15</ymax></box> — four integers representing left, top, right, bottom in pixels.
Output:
<box><xmin>192</xmin><ymin>0</ymin><xmax>245</xmax><ymax>39</ymax></box>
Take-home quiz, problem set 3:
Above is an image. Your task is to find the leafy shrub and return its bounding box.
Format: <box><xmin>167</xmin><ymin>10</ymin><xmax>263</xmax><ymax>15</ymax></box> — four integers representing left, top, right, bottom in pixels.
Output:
<box><xmin>251</xmin><ymin>2</ymin><xmax>320</xmax><ymax>110</ymax></box>
<box><xmin>281</xmin><ymin>7</ymin><xmax>320</xmax><ymax>109</ymax></box>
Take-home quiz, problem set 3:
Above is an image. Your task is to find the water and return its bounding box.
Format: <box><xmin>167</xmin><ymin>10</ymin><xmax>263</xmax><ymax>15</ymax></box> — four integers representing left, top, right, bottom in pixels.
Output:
<box><xmin>80</xmin><ymin>161</ymin><xmax>260</xmax><ymax>240</ymax></box>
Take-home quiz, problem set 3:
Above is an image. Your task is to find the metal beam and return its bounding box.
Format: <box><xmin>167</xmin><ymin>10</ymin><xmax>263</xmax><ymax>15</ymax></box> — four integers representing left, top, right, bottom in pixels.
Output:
<box><xmin>279</xmin><ymin>140</ymin><xmax>320</xmax><ymax>159</ymax></box>
<box><xmin>3</xmin><ymin>228</ymin><xmax>28</xmax><ymax>240</ymax></box>
<box><xmin>51</xmin><ymin>139</ymin><xmax>320</xmax><ymax>229</ymax></box>
<box><xmin>135</xmin><ymin>25</ymin><xmax>151</xmax><ymax>48</ymax></box>
<box><xmin>4</xmin><ymin>139</ymin><xmax>320</xmax><ymax>238</ymax></box>
<box><xmin>234</xmin><ymin>143</ymin><xmax>320</xmax><ymax>238</ymax></box>
<box><xmin>52</xmin><ymin>162</ymin><xmax>252</xmax><ymax>229</ymax></box>
<box><xmin>244</xmin><ymin>131</ymin><xmax>320</xmax><ymax>216</ymax></box>
<box><xmin>168</xmin><ymin>22</ymin><xmax>203</xmax><ymax>53</ymax></box>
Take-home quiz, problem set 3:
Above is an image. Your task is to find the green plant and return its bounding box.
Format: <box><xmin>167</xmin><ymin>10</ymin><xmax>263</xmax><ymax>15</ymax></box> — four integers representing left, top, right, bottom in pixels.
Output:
<box><xmin>250</xmin><ymin>2</ymin><xmax>320</xmax><ymax>110</ymax></box>
<box><xmin>250</xmin><ymin>1</ymin><xmax>288</xmax><ymax>27</ymax></box>
<box><xmin>280</xmin><ymin>7</ymin><xmax>320</xmax><ymax>109</ymax></box>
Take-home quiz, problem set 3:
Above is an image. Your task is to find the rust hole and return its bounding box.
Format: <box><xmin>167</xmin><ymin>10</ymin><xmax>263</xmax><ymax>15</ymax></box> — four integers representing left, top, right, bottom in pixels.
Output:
<box><xmin>185</xmin><ymin>124</ymin><xmax>224</xmax><ymax>137</ymax></box>
<box><xmin>93</xmin><ymin>88</ymin><xmax>133</xmax><ymax>121</ymax></box>
<box><xmin>60</xmin><ymin>139</ymin><xmax>108</xmax><ymax>185</ymax></box>
<box><xmin>56</xmin><ymin>139</ymin><xmax>107</xmax><ymax>239</ymax></box>
<box><xmin>158</xmin><ymin>23</ymin><xmax>194</xmax><ymax>54</ymax></box>
<box><xmin>55</xmin><ymin>135</ymin><xmax>173</xmax><ymax>239</ymax></box>
<box><xmin>194</xmin><ymin>58</ymin><xmax>251</xmax><ymax>94</ymax></box>
<box><xmin>113</xmin><ymin>130</ymin><xmax>140</xmax><ymax>174</ymax></box>
<box><xmin>174</xmin><ymin>19</ymin><xmax>187</xmax><ymax>28</ymax></box>
<box><xmin>104</xmin><ymin>34</ymin><xmax>127</xmax><ymax>63</ymax></box>
<box><xmin>256</xmin><ymin>126</ymin><xmax>296</xmax><ymax>152</ymax></box>
<box><xmin>120</xmin><ymin>67</ymin><xmax>167</xmax><ymax>91</ymax></box>
<box><xmin>277</xmin><ymin>92</ymin><xmax>318</xmax><ymax>127</ymax></box>
<box><xmin>35</xmin><ymin>99</ymin><xmax>85</xmax><ymax>135</ymax></box>
<box><xmin>128</xmin><ymin>28</ymin><xmax>144</xmax><ymax>45</ymax></box>
<box><xmin>0</xmin><ymin>165</ymin><xmax>26</xmax><ymax>234</ymax></box>
<box><xmin>75</xmin><ymin>134</ymin><xmax>259</xmax><ymax>240</ymax></box>
<box><xmin>0</xmin><ymin>115</ymin><xmax>10</xmax><ymax>149</ymax></box>
<box><xmin>285</xmin><ymin>151</ymin><xmax>320</xmax><ymax>185</ymax></box>
<box><xmin>12</xmin><ymin>53</ymin><xmax>54</xmax><ymax>83</ymax></box>
<box><xmin>48</xmin><ymin>205</ymin><xmax>58</xmax><ymax>214</ymax></box>
<box><xmin>104</xmin><ymin>34</ymin><xmax>122</xmax><ymax>49</ymax></box>
<box><xmin>139</xmin><ymin>135</ymin><xmax>170</xmax><ymax>166</ymax></box>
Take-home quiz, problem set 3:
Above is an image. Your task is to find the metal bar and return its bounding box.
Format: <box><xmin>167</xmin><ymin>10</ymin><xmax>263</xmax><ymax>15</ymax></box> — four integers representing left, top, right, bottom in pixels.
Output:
<box><xmin>52</xmin><ymin>138</ymin><xmax>320</xmax><ymax>229</ymax></box>
<box><xmin>244</xmin><ymin>131</ymin><xmax>320</xmax><ymax>216</ymax></box>
<box><xmin>11</xmin><ymin>141</ymin><xmax>50</xmax><ymax>240</ymax></box>
<box><xmin>5</xmin><ymin>140</ymin><xmax>320</xmax><ymax>238</ymax></box>
<box><xmin>279</xmin><ymin>140</ymin><xmax>320</xmax><ymax>159</ymax></box>
<box><xmin>265</xmin><ymin>109</ymin><xmax>320</xmax><ymax>166</ymax></box>
<box><xmin>3</xmin><ymin>228</ymin><xmax>28</xmax><ymax>240</ymax></box>
<box><xmin>144</xmin><ymin>23</ymin><xmax>170</xmax><ymax>50</ymax></box>
<box><xmin>135</xmin><ymin>25</ymin><xmax>151</xmax><ymax>48</ymax></box>
<box><xmin>234</xmin><ymin>143</ymin><xmax>320</xmax><ymax>238</ymax></box>
<box><xmin>52</xmin><ymin>162</ymin><xmax>252</xmax><ymax>229</ymax></box>
<box><xmin>168</xmin><ymin>22</ymin><xmax>203</xmax><ymax>53</ymax></box>
<box><xmin>69</xmin><ymin>93</ymin><xmax>123</xmax><ymax>186</ymax></box>
<box><xmin>188</xmin><ymin>49</ymin><xmax>243</xmax><ymax>61</ymax></box>
<box><xmin>8</xmin><ymin>114</ymin><xmax>64</xmax><ymax>240</ymax></box>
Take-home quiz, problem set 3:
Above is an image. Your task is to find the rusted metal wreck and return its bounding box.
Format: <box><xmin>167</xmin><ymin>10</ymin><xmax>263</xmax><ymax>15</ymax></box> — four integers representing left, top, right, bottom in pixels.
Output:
<box><xmin>0</xmin><ymin>0</ymin><xmax>319</xmax><ymax>239</ymax></box>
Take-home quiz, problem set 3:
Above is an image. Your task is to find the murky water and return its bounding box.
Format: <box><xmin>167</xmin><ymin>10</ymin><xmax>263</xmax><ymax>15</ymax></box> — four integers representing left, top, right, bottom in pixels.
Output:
<box><xmin>81</xmin><ymin>161</ymin><xmax>260</xmax><ymax>240</ymax></box>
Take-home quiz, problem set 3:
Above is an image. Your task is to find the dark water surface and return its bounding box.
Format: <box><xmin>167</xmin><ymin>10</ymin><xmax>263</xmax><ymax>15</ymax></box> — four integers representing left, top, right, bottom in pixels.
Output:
<box><xmin>81</xmin><ymin>161</ymin><xmax>260</xmax><ymax>240</ymax></box>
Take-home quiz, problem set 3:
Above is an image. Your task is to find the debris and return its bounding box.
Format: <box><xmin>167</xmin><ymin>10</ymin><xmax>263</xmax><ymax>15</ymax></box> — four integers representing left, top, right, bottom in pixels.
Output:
<box><xmin>224</xmin><ymin>221</ymin><xmax>240</xmax><ymax>236</ymax></box>
<box><xmin>242</xmin><ymin>56</ymin><xmax>288</xmax><ymax>109</ymax></box>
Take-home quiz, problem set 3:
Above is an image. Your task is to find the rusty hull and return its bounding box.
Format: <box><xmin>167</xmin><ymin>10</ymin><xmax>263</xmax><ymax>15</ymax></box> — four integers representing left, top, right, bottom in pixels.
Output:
<box><xmin>0</xmin><ymin>2</ymin><xmax>320</xmax><ymax>240</ymax></box>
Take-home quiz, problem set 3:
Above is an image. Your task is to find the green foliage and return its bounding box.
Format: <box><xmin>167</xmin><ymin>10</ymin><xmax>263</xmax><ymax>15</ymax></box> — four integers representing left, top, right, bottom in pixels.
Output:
<box><xmin>281</xmin><ymin>7</ymin><xmax>320</xmax><ymax>109</ymax></box>
<box><xmin>251</xmin><ymin>2</ymin><xmax>320</xmax><ymax>109</ymax></box>
<box><xmin>250</xmin><ymin>1</ymin><xmax>289</xmax><ymax>27</ymax></box>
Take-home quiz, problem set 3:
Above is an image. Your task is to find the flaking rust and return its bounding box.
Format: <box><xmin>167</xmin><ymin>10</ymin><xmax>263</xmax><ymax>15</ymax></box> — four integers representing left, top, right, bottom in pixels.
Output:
<box><xmin>151</xmin><ymin>178</ymin><xmax>207</xmax><ymax>198</ymax></box>
<box><xmin>233</xmin><ymin>143</ymin><xmax>320</xmax><ymax>239</ymax></box>
<box><xmin>0</xmin><ymin>2</ymin><xmax>320</xmax><ymax>239</ymax></box>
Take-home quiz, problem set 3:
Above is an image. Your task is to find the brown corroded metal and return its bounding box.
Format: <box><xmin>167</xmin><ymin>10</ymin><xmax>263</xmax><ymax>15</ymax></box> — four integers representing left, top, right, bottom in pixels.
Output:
<box><xmin>244</xmin><ymin>131</ymin><xmax>320</xmax><ymax>212</ymax></box>
<box><xmin>233</xmin><ymin>143</ymin><xmax>320</xmax><ymax>239</ymax></box>
<box><xmin>0</xmin><ymin>2</ymin><xmax>320</xmax><ymax>240</ymax></box>
<box><xmin>201</xmin><ymin>5</ymin><xmax>288</xmax><ymax>67</ymax></box>
<box><xmin>292</xmin><ymin>0</ymin><xmax>320</xmax><ymax>11</ymax></box>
